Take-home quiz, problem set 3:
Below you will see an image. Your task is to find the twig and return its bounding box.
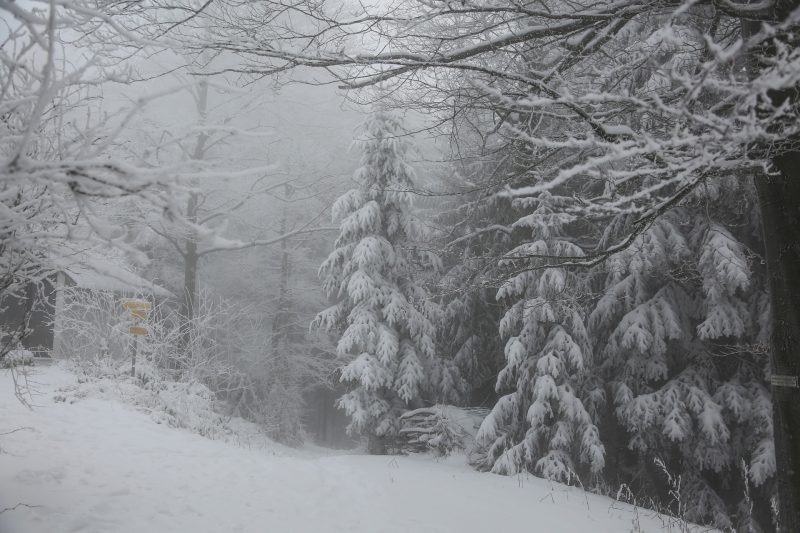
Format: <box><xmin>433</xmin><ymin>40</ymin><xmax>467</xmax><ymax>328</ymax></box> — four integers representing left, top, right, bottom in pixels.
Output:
<box><xmin>0</xmin><ymin>503</ymin><xmax>42</xmax><ymax>514</ymax></box>
<box><xmin>0</xmin><ymin>426</ymin><xmax>34</xmax><ymax>436</ymax></box>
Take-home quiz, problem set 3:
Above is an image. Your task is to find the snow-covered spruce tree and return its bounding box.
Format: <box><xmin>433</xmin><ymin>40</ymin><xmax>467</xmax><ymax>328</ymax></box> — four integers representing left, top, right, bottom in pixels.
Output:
<box><xmin>589</xmin><ymin>177</ymin><xmax>773</xmax><ymax>529</ymax></box>
<box><xmin>475</xmin><ymin>192</ymin><xmax>604</xmax><ymax>483</ymax></box>
<box><xmin>314</xmin><ymin>111</ymin><xmax>439</xmax><ymax>454</ymax></box>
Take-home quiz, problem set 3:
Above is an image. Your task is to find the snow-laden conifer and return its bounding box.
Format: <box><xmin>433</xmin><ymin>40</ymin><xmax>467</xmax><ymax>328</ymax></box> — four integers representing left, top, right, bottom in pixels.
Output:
<box><xmin>476</xmin><ymin>192</ymin><xmax>604</xmax><ymax>482</ymax></box>
<box><xmin>589</xmin><ymin>182</ymin><xmax>773</xmax><ymax>529</ymax></box>
<box><xmin>314</xmin><ymin>111</ymin><xmax>439</xmax><ymax>452</ymax></box>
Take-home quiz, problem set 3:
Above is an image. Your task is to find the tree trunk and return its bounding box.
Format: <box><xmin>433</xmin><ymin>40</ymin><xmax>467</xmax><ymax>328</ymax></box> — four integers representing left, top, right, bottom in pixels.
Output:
<box><xmin>271</xmin><ymin>208</ymin><xmax>290</xmax><ymax>351</ymax></box>
<box><xmin>367</xmin><ymin>434</ymin><xmax>387</xmax><ymax>455</ymax></box>
<box><xmin>179</xmin><ymin>80</ymin><xmax>209</xmax><ymax>364</ymax></box>
<box><xmin>180</xmin><ymin>189</ymin><xmax>199</xmax><ymax>360</ymax></box>
<box><xmin>744</xmin><ymin>2</ymin><xmax>800</xmax><ymax>529</ymax></box>
<box><xmin>755</xmin><ymin>154</ymin><xmax>800</xmax><ymax>533</ymax></box>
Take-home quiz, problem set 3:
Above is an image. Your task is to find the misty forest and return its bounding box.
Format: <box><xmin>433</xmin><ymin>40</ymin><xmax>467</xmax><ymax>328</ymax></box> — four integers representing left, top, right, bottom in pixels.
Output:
<box><xmin>1</xmin><ymin>0</ymin><xmax>799</xmax><ymax>532</ymax></box>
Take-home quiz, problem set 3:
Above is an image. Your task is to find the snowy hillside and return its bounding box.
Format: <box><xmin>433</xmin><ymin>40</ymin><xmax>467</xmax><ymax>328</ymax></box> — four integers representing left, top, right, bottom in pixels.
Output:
<box><xmin>0</xmin><ymin>365</ymin><xmax>709</xmax><ymax>533</ymax></box>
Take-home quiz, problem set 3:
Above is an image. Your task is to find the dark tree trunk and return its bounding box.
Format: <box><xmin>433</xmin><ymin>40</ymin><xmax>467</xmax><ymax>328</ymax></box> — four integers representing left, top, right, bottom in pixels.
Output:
<box><xmin>755</xmin><ymin>154</ymin><xmax>800</xmax><ymax>533</ymax></box>
<box><xmin>367</xmin><ymin>434</ymin><xmax>387</xmax><ymax>455</ymax></box>
<box><xmin>270</xmin><ymin>208</ymin><xmax>291</xmax><ymax>411</ymax></box>
<box><xmin>742</xmin><ymin>1</ymin><xmax>800</xmax><ymax>529</ymax></box>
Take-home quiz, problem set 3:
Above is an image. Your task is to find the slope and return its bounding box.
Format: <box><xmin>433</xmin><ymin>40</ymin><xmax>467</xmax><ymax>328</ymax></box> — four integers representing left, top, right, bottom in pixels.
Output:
<box><xmin>0</xmin><ymin>365</ymin><xmax>708</xmax><ymax>533</ymax></box>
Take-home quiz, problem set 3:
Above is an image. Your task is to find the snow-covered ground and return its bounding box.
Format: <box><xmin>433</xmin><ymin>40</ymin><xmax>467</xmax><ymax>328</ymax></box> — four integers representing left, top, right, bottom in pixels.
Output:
<box><xmin>0</xmin><ymin>365</ymin><xmax>706</xmax><ymax>533</ymax></box>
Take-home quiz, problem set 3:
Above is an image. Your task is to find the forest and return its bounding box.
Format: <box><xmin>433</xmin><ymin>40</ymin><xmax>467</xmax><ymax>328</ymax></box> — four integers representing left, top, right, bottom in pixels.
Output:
<box><xmin>1</xmin><ymin>1</ymin><xmax>799</xmax><ymax>532</ymax></box>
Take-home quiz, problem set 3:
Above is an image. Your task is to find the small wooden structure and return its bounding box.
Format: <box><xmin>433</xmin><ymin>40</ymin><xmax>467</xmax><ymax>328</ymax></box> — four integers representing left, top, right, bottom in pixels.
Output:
<box><xmin>0</xmin><ymin>253</ymin><xmax>170</xmax><ymax>357</ymax></box>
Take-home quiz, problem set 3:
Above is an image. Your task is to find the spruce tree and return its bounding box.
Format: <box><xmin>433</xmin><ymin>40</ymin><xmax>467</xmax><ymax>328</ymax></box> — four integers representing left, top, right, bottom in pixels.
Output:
<box><xmin>314</xmin><ymin>111</ymin><xmax>439</xmax><ymax>453</ymax></box>
<box><xmin>476</xmin><ymin>192</ymin><xmax>605</xmax><ymax>482</ymax></box>
<box><xmin>589</xmin><ymin>177</ymin><xmax>773</xmax><ymax>529</ymax></box>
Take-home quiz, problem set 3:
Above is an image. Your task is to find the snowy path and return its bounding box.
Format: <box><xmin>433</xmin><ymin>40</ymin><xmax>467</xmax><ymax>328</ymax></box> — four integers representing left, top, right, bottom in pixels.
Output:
<box><xmin>1</xmin><ymin>366</ymin><xmax>694</xmax><ymax>533</ymax></box>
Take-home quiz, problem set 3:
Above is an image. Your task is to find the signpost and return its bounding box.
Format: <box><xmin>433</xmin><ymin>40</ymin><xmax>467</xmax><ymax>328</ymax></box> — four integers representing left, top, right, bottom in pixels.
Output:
<box><xmin>122</xmin><ymin>299</ymin><xmax>151</xmax><ymax>378</ymax></box>
<box><xmin>771</xmin><ymin>374</ymin><xmax>800</xmax><ymax>389</ymax></box>
<box><xmin>129</xmin><ymin>326</ymin><xmax>148</xmax><ymax>336</ymax></box>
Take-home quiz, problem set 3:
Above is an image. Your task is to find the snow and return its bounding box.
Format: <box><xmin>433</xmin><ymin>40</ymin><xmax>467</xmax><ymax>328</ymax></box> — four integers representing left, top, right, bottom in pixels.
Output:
<box><xmin>53</xmin><ymin>249</ymin><xmax>172</xmax><ymax>298</ymax></box>
<box><xmin>1</xmin><ymin>365</ymin><xmax>704</xmax><ymax>533</ymax></box>
<box><xmin>600</xmin><ymin>124</ymin><xmax>635</xmax><ymax>137</ymax></box>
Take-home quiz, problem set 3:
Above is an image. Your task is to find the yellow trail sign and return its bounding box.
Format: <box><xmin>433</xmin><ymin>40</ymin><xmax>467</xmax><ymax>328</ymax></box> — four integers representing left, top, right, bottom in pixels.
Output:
<box><xmin>123</xmin><ymin>300</ymin><xmax>152</xmax><ymax>320</ymax></box>
<box><xmin>129</xmin><ymin>326</ymin><xmax>148</xmax><ymax>336</ymax></box>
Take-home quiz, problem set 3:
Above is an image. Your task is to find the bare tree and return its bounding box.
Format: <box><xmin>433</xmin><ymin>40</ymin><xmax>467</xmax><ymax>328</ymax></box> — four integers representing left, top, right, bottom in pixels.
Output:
<box><xmin>122</xmin><ymin>74</ymin><xmax>337</xmax><ymax>359</ymax></box>
<box><xmin>0</xmin><ymin>0</ymin><xmax>184</xmax><ymax>368</ymax></box>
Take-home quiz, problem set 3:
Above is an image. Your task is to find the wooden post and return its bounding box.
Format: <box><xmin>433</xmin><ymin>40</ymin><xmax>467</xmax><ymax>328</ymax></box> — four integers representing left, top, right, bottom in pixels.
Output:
<box><xmin>131</xmin><ymin>336</ymin><xmax>138</xmax><ymax>378</ymax></box>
